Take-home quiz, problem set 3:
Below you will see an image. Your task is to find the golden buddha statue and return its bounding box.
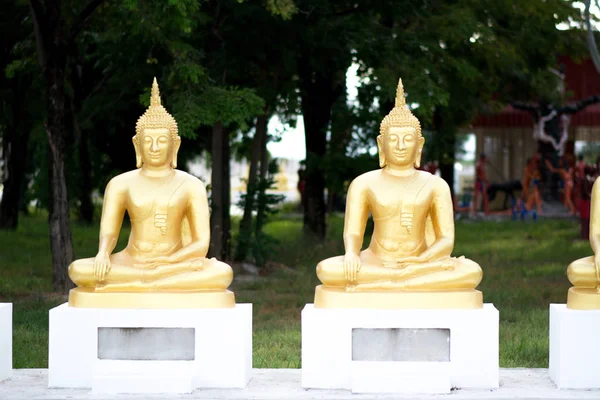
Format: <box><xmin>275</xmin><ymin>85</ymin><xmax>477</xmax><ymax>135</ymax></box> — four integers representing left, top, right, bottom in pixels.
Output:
<box><xmin>275</xmin><ymin>163</ymin><xmax>289</xmax><ymax>191</ymax></box>
<box><xmin>68</xmin><ymin>78</ymin><xmax>234</xmax><ymax>308</ymax></box>
<box><xmin>566</xmin><ymin>179</ymin><xmax>600</xmax><ymax>309</ymax></box>
<box><xmin>314</xmin><ymin>78</ymin><xmax>483</xmax><ymax>309</ymax></box>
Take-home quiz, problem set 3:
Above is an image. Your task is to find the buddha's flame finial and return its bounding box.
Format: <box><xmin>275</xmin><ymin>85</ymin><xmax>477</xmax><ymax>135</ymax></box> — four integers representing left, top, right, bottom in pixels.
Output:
<box><xmin>379</xmin><ymin>76</ymin><xmax>421</xmax><ymax>138</ymax></box>
<box><xmin>395</xmin><ymin>78</ymin><xmax>406</xmax><ymax>108</ymax></box>
<box><xmin>151</xmin><ymin>77</ymin><xmax>161</xmax><ymax>107</ymax></box>
<box><xmin>135</xmin><ymin>77</ymin><xmax>178</xmax><ymax>140</ymax></box>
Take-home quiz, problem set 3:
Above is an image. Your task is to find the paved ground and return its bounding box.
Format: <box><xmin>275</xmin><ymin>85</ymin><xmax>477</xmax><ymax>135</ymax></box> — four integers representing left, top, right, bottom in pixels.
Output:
<box><xmin>1</xmin><ymin>368</ymin><xmax>599</xmax><ymax>399</ymax></box>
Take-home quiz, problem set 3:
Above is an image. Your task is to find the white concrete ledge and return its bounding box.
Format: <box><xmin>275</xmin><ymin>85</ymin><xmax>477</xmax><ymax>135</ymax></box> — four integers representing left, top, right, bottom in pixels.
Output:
<box><xmin>0</xmin><ymin>303</ymin><xmax>12</xmax><ymax>382</ymax></box>
<box><xmin>1</xmin><ymin>369</ymin><xmax>600</xmax><ymax>399</ymax></box>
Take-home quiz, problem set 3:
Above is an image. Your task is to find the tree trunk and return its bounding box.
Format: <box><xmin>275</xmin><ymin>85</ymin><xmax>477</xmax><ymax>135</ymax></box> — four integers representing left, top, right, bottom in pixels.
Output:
<box><xmin>301</xmin><ymin>120</ymin><xmax>328</xmax><ymax>237</ymax></box>
<box><xmin>439</xmin><ymin>157</ymin><xmax>455</xmax><ymax>197</ymax></box>
<box><xmin>433</xmin><ymin>107</ymin><xmax>456</xmax><ymax>198</ymax></box>
<box><xmin>222</xmin><ymin>128</ymin><xmax>231</xmax><ymax>261</ymax></box>
<box><xmin>0</xmin><ymin>79</ymin><xmax>32</xmax><ymax>230</ymax></box>
<box><xmin>30</xmin><ymin>0</ymin><xmax>105</xmax><ymax>291</ymax></box>
<box><xmin>72</xmin><ymin>103</ymin><xmax>94</xmax><ymax>223</ymax></box>
<box><xmin>69</xmin><ymin>58</ymin><xmax>94</xmax><ymax>224</ymax></box>
<box><xmin>30</xmin><ymin>0</ymin><xmax>75</xmax><ymax>291</ymax></box>
<box><xmin>235</xmin><ymin>116</ymin><xmax>264</xmax><ymax>262</ymax></box>
<box><xmin>255</xmin><ymin>115</ymin><xmax>269</xmax><ymax>236</ymax></box>
<box><xmin>0</xmin><ymin>127</ymin><xmax>30</xmax><ymax>230</ymax></box>
<box><xmin>209</xmin><ymin>122</ymin><xmax>224</xmax><ymax>259</ymax></box>
<box><xmin>327</xmin><ymin>95</ymin><xmax>353</xmax><ymax>214</ymax></box>
<box><xmin>209</xmin><ymin>122</ymin><xmax>231</xmax><ymax>260</ymax></box>
<box><xmin>46</xmin><ymin>68</ymin><xmax>75</xmax><ymax>291</ymax></box>
<box><xmin>297</xmin><ymin>59</ymin><xmax>345</xmax><ymax>238</ymax></box>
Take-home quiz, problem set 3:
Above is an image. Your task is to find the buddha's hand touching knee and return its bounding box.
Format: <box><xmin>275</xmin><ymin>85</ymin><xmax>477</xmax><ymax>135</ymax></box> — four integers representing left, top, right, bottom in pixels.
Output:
<box><xmin>344</xmin><ymin>252</ymin><xmax>361</xmax><ymax>283</ymax></box>
<box><xmin>595</xmin><ymin>254</ymin><xmax>600</xmax><ymax>282</ymax></box>
<box><xmin>94</xmin><ymin>253</ymin><xmax>111</xmax><ymax>282</ymax></box>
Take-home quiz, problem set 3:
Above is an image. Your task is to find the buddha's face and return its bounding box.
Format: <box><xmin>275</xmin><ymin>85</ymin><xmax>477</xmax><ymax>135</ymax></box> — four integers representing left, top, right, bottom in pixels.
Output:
<box><xmin>378</xmin><ymin>126</ymin><xmax>423</xmax><ymax>168</ymax></box>
<box><xmin>139</xmin><ymin>128</ymin><xmax>173</xmax><ymax>168</ymax></box>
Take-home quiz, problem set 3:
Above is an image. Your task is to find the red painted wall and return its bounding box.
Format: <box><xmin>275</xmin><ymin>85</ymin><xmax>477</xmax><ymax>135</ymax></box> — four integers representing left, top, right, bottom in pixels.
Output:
<box><xmin>472</xmin><ymin>57</ymin><xmax>600</xmax><ymax>128</ymax></box>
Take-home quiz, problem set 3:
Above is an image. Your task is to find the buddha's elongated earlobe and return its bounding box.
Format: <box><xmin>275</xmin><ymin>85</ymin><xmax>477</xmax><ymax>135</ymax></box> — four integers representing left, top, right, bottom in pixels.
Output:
<box><xmin>415</xmin><ymin>151</ymin><xmax>422</xmax><ymax>169</ymax></box>
<box><xmin>415</xmin><ymin>136</ymin><xmax>424</xmax><ymax>169</ymax></box>
<box><xmin>133</xmin><ymin>136</ymin><xmax>142</xmax><ymax>168</ymax></box>
<box><xmin>377</xmin><ymin>135</ymin><xmax>386</xmax><ymax>168</ymax></box>
<box><xmin>171</xmin><ymin>136</ymin><xmax>181</xmax><ymax>168</ymax></box>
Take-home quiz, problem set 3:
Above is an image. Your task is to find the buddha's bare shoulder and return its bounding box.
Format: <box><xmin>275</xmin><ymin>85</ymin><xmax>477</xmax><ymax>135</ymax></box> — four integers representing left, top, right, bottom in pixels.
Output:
<box><xmin>350</xmin><ymin>170</ymin><xmax>384</xmax><ymax>188</ymax></box>
<box><xmin>105</xmin><ymin>170</ymin><xmax>139</xmax><ymax>190</ymax></box>
<box><xmin>427</xmin><ymin>173</ymin><xmax>451</xmax><ymax>192</ymax></box>
<box><xmin>174</xmin><ymin>170</ymin><xmax>207</xmax><ymax>190</ymax></box>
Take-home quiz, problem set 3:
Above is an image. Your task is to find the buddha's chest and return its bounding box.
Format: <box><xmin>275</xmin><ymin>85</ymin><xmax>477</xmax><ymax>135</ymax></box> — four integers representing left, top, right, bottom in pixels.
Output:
<box><xmin>369</xmin><ymin>185</ymin><xmax>432</xmax><ymax>220</ymax></box>
<box><xmin>126</xmin><ymin>183</ymin><xmax>187</xmax><ymax>222</ymax></box>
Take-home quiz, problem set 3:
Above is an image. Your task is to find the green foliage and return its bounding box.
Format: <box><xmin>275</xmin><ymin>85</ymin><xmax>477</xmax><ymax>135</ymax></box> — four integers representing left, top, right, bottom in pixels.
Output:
<box><xmin>236</xmin><ymin>159</ymin><xmax>285</xmax><ymax>267</ymax></box>
<box><xmin>265</xmin><ymin>0</ymin><xmax>297</xmax><ymax>20</ymax></box>
<box><xmin>173</xmin><ymin>86</ymin><xmax>265</xmax><ymax>138</ymax></box>
<box><xmin>1</xmin><ymin>0</ymin><xmax>292</xmax><ymax>227</ymax></box>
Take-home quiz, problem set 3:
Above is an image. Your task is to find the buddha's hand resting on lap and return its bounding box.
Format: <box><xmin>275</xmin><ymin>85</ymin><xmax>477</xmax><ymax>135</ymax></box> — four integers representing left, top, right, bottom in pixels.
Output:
<box><xmin>344</xmin><ymin>252</ymin><xmax>361</xmax><ymax>283</ymax></box>
<box><xmin>595</xmin><ymin>254</ymin><xmax>600</xmax><ymax>283</ymax></box>
<box><xmin>135</xmin><ymin>255</ymin><xmax>177</xmax><ymax>269</ymax></box>
<box><xmin>394</xmin><ymin>255</ymin><xmax>426</xmax><ymax>268</ymax></box>
<box><xmin>94</xmin><ymin>253</ymin><xmax>111</xmax><ymax>282</ymax></box>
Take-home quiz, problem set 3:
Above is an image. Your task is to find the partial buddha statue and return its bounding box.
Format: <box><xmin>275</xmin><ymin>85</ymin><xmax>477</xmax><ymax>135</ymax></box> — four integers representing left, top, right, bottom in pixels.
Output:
<box><xmin>566</xmin><ymin>179</ymin><xmax>600</xmax><ymax>309</ymax></box>
<box><xmin>314</xmin><ymin>78</ymin><xmax>483</xmax><ymax>309</ymax></box>
<box><xmin>68</xmin><ymin>78</ymin><xmax>234</xmax><ymax>308</ymax></box>
<box><xmin>275</xmin><ymin>163</ymin><xmax>289</xmax><ymax>191</ymax></box>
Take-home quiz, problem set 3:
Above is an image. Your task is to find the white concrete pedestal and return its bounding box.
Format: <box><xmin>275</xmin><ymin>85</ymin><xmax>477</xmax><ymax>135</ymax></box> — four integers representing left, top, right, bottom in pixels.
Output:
<box><xmin>302</xmin><ymin>304</ymin><xmax>499</xmax><ymax>394</ymax></box>
<box><xmin>549</xmin><ymin>304</ymin><xmax>600</xmax><ymax>389</ymax></box>
<box><xmin>0</xmin><ymin>303</ymin><xmax>12</xmax><ymax>382</ymax></box>
<box><xmin>48</xmin><ymin>303</ymin><xmax>252</xmax><ymax>393</ymax></box>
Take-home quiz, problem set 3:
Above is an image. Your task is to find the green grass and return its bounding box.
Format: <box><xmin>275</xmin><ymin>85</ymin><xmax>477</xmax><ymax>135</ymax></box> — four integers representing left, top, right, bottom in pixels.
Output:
<box><xmin>0</xmin><ymin>212</ymin><xmax>588</xmax><ymax>368</ymax></box>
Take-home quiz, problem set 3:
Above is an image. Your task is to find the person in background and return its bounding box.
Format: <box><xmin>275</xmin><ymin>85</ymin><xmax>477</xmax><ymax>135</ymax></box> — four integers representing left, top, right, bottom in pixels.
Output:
<box><xmin>576</xmin><ymin>156</ymin><xmax>597</xmax><ymax>239</ymax></box>
<box><xmin>524</xmin><ymin>155</ymin><xmax>544</xmax><ymax>215</ymax></box>
<box><xmin>545</xmin><ymin>158</ymin><xmax>576</xmax><ymax>215</ymax></box>
<box><xmin>297</xmin><ymin>167</ymin><xmax>306</xmax><ymax>212</ymax></box>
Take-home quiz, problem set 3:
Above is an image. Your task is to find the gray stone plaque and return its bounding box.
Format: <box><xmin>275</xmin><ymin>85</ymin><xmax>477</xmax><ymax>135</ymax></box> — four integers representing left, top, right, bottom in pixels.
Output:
<box><xmin>97</xmin><ymin>327</ymin><xmax>195</xmax><ymax>361</ymax></box>
<box><xmin>352</xmin><ymin>328</ymin><xmax>450</xmax><ymax>362</ymax></box>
